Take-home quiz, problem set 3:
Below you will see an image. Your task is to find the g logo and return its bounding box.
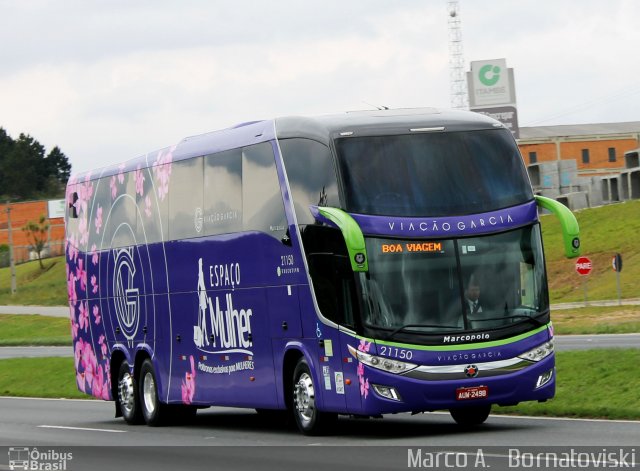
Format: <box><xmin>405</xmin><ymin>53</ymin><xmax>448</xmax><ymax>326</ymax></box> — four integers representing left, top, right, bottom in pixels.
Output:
<box><xmin>479</xmin><ymin>64</ymin><xmax>501</xmax><ymax>86</ymax></box>
<box><xmin>113</xmin><ymin>247</ymin><xmax>140</xmax><ymax>340</ymax></box>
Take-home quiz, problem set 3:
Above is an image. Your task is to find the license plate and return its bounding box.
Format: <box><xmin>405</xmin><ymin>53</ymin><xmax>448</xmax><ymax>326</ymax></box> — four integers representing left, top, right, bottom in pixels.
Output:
<box><xmin>455</xmin><ymin>386</ymin><xmax>489</xmax><ymax>401</ymax></box>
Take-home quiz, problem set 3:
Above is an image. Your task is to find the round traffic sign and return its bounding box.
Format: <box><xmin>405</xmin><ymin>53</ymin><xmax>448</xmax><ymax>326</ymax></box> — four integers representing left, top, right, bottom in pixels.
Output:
<box><xmin>612</xmin><ymin>253</ymin><xmax>623</xmax><ymax>273</ymax></box>
<box><xmin>575</xmin><ymin>256</ymin><xmax>592</xmax><ymax>276</ymax></box>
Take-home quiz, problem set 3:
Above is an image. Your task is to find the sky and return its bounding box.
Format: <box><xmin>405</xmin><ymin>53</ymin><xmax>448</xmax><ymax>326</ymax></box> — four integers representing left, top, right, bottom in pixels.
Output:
<box><xmin>1</xmin><ymin>0</ymin><xmax>640</xmax><ymax>175</ymax></box>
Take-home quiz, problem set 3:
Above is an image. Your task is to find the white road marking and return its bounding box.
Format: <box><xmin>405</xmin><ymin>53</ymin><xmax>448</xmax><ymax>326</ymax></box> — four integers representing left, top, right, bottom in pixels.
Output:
<box><xmin>38</xmin><ymin>425</ymin><xmax>126</xmax><ymax>433</ymax></box>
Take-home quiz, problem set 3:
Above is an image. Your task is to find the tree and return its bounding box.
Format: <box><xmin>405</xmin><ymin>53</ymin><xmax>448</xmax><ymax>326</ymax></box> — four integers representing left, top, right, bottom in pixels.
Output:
<box><xmin>46</xmin><ymin>146</ymin><xmax>72</xmax><ymax>183</ymax></box>
<box><xmin>22</xmin><ymin>215</ymin><xmax>50</xmax><ymax>270</ymax></box>
<box><xmin>1</xmin><ymin>133</ymin><xmax>43</xmax><ymax>199</ymax></box>
<box><xmin>0</xmin><ymin>128</ymin><xmax>72</xmax><ymax>200</ymax></box>
<box><xmin>0</xmin><ymin>128</ymin><xmax>15</xmax><ymax>195</ymax></box>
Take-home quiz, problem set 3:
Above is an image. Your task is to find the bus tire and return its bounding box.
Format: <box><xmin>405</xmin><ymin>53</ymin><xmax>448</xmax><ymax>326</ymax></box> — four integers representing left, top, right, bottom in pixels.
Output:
<box><xmin>291</xmin><ymin>358</ymin><xmax>336</xmax><ymax>435</ymax></box>
<box><xmin>118</xmin><ymin>361</ymin><xmax>143</xmax><ymax>425</ymax></box>
<box><xmin>139</xmin><ymin>359</ymin><xmax>168</xmax><ymax>426</ymax></box>
<box><xmin>449</xmin><ymin>405</ymin><xmax>491</xmax><ymax>426</ymax></box>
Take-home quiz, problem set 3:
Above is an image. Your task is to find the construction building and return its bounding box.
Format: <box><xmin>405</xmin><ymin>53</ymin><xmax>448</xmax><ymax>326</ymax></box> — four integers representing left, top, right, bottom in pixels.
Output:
<box><xmin>517</xmin><ymin>122</ymin><xmax>640</xmax><ymax>210</ymax></box>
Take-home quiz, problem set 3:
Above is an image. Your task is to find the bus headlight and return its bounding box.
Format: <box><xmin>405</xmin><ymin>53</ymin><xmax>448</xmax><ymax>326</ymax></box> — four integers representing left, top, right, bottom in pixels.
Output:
<box><xmin>348</xmin><ymin>345</ymin><xmax>417</xmax><ymax>374</ymax></box>
<box><xmin>518</xmin><ymin>340</ymin><xmax>554</xmax><ymax>362</ymax></box>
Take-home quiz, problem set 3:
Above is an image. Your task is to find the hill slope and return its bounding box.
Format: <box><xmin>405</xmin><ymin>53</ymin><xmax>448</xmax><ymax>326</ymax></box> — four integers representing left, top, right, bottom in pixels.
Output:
<box><xmin>541</xmin><ymin>200</ymin><xmax>640</xmax><ymax>303</ymax></box>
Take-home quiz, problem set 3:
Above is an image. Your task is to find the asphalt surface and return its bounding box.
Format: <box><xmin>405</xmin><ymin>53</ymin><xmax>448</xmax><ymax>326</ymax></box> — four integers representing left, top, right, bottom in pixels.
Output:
<box><xmin>0</xmin><ymin>397</ymin><xmax>637</xmax><ymax>471</ymax></box>
<box><xmin>0</xmin><ymin>305</ymin><xmax>69</xmax><ymax>317</ymax></box>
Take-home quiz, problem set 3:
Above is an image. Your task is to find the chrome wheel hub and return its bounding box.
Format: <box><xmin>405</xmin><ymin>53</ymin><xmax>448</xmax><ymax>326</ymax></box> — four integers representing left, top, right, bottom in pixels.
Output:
<box><xmin>119</xmin><ymin>371</ymin><xmax>135</xmax><ymax>414</ymax></box>
<box><xmin>142</xmin><ymin>372</ymin><xmax>156</xmax><ymax>415</ymax></box>
<box><xmin>294</xmin><ymin>372</ymin><xmax>315</xmax><ymax>426</ymax></box>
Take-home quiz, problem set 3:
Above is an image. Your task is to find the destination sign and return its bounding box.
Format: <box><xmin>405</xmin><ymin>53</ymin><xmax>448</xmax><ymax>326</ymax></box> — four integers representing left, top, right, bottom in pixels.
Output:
<box><xmin>380</xmin><ymin>242</ymin><xmax>444</xmax><ymax>254</ymax></box>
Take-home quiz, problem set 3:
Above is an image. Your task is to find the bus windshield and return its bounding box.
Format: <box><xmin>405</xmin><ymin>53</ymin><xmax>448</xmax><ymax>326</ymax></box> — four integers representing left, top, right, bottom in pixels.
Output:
<box><xmin>359</xmin><ymin>225</ymin><xmax>548</xmax><ymax>334</ymax></box>
<box><xmin>335</xmin><ymin>129</ymin><xmax>533</xmax><ymax>216</ymax></box>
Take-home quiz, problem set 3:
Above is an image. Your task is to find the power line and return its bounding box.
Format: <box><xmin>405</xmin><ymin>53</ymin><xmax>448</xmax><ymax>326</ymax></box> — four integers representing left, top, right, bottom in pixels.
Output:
<box><xmin>523</xmin><ymin>83</ymin><xmax>640</xmax><ymax>126</ymax></box>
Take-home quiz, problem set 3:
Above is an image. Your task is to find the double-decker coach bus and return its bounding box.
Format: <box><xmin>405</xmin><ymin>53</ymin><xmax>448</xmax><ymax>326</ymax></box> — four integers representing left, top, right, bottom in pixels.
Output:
<box><xmin>65</xmin><ymin>108</ymin><xmax>580</xmax><ymax>435</ymax></box>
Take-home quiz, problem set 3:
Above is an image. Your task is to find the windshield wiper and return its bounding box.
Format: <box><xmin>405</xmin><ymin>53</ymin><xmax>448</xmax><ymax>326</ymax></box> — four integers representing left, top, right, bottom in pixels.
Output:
<box><xmin>508</xmin><ymin>314</ymin><xmax>546</xmax><ymax>327</ymax></box>
<box><xmin>468</xmin><ymin>314</ymin><xmax>545</xmax><ymax>328</ymax></box>
<box><xmin>385</xmin><ymin>323</ymin><xmax>459</xmax><ymax>340</ymax></box>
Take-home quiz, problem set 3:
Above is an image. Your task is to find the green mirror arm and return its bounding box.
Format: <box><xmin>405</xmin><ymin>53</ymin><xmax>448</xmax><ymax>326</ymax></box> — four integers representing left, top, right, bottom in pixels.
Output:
<box><xmin>535</xmin><ymin>195</ymin><xmax>581</xmax><ymax>258</ymax></box>
<box><xmin>316</xmin><ymin>206</ymin><xmax>369</xmax><ymax>272</ymax></box>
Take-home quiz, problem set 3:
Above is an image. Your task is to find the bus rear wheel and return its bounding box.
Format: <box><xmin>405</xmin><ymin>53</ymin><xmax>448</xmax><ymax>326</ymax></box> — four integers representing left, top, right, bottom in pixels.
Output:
<box><xmin>291</xmin><ymin>358</ymin><xmax>336</xmax><ymax>435</ymax></box>
<box><xmin>118</xmin><ymin>361</ymin><xmax>143</xmax><ymax>425</ymax></box>
<box><xmin>449</xmin><ymin>405</ymin><xmax>491</xmax><ymax>426</ymax></box>
<box><xmin>139</xmin><ymin>359</ymin><xmax>169</xmax><ymax>426</ymax></box>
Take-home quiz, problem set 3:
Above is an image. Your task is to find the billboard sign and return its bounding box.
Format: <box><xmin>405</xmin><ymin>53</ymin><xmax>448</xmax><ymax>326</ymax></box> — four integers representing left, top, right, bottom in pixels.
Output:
<box><xmin>472</xmin><ymin>106</ymin><xmax>520</xmax><ymax>139</ymax></box>
<box><xmin>47</xmin><ymin>199</ymin><xmax>66</xmax><ymax>219</ymax></box>
<box><xmin>470</xmin><ymin>59</ymin><xmax>512</xmax><ymax>106</ymax></box>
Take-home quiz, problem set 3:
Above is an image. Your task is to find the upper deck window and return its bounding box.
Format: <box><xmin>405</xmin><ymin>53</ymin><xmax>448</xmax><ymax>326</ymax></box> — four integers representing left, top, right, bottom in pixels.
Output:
<box><xmin>336</xmin><ymin>128</ymin><xmax>533</xmax><ymax>217</ymax></box>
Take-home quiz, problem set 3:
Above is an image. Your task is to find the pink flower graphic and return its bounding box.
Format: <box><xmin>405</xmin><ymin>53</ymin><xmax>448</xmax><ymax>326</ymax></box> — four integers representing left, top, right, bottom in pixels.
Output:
<box><xmin>74</xmin><ymin>337</ymin><xmax>85</xmax><ymax>370</ymax></box>
<box><xmin>94</xmin><ymin>206</ymin><xmax>103</xmax><ymax>234</ymax></box>
<box><xmin>79</xmin><ymin>301</ymin><xmax>89</xmax><ymax>332</ymax></box>
<box><xmin>181</xmin><ymin>355</ymin><xmax>196</xmax><ymax>404</ymax></box>
<box><xmin>135</xmin><ymin>165</ymin><xmax>145</xmax><ymax>196</ymax></box>
<box><xmin>144</xmin><ymin>195</ymin><xmax>152</xmax><ymax>218</ymax></box>
<box><xmin>77</xmin><ymin>371</ymin><xmax>86</xmax><ymax>393</ymax></box>
<box><xmin>67</xmin><ymin>272</ymin><xmax>77</xmax><ymax>307</ymax></box>
<box><xmin>153</xmin><ymin>148</ymin><xmax>173</xmax><ymax>201</ymax></box>
<box><xmin>91</xmin><ymin>275</ymin><xmax>98</xmax><ymax>294</ymax></box>
<box><xmin>358</xmin><ymin>339</ymin><xmax>371</xmax><ymax>353</ymax></box>
<box><xmin>90</xmin><ymin>244</ymin><xmax>99</xmax><ymax>265</ymax></box>
<box><xmin>98</xmin><ymin>334</ymin><xmax>107</xmax><ymax>357</ymax></box>
<box><xmin>67</xmin><ymin>234</ymin><xmax>78</xmax><ymax>263</ymax></box>
<box><xmin>110</xmin><ymin>175</ymin><xmax>117</xmax><ymax>199</ymax></box>
<box><xmin>360</xmin><ymin>376</ymin><xmax>370</xmax><ymax>398</ymax></box>
<box><xmin>93</xmin><ymin>304</ymin><xmax>101</xmax><ymax>325</ymax></box>
<box><xmin>82</xmin><ymin>342</ymin><xmax>97</xmax><ymax>388</ymax></box>
<box><xmin>76</xmin><ymin>258</ymin><xmax>86</xmax><ymax>292</ymax></box>
<box><xmin>356</xmin><ymin>340</ymin><xmax>372</xmax><ymax>399</ymax></box>
<box><xmin>92</xmin><ymin>365</ymin><xmax>105</xmax><ymax>399</ymax></box>
<box><xmin>78</xmin><ymin>216</ymin><xmax>89</xmax><ymax>246</ymax></box>
<box><xmin>70</xmin><ymin>318</ymin><xmax>79</xmax><ymax>340</ymax></box>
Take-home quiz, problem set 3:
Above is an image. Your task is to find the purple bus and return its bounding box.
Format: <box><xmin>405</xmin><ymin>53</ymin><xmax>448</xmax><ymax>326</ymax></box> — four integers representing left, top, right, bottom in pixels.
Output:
<box><xmin>65</xmin><ymin>108</ymin><xmax>580</xmax><ymax>434</ymax></box>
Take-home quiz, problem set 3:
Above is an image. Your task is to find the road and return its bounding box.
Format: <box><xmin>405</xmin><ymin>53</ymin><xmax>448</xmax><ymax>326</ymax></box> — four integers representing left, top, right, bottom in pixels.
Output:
<box><xmin>0</xmin><ymin>397</ymin><xmax>637</xmax><ymax>471</ymax></box>
<box><xmin>0</xmin><ymin>306</ymin><xmax>68</xmax><ymax>317</ymax></box>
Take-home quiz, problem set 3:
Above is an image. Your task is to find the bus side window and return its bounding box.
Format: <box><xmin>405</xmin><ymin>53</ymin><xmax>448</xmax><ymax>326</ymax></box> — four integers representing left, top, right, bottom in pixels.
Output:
<box><xmin>242</xmin><ymin>143</ymin><xmax>287</xmax><ymax>241</ymax></box>
<box><xmin>279</xmin><ymin>138</ymin><xmax>339</xmax><ymax>225</ymax></box>
<box><xmin>203</xmin><ymin>149</ymin><xmax>243</xmax><ymax>236</ymax></box>
<box><xmin>168</xmin><ymin>157</ymin><xmax>204</xmax><ymax>241</ymax></box>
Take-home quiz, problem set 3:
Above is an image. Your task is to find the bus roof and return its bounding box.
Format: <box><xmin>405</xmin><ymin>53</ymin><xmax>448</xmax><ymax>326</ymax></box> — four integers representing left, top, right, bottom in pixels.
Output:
<box><xmin>274</xmin><ymin>108</ymin><xmax>503</xmax><ymax>145</ymax></box>
<box><xmin>71</xmin><ymin>108</ymin><xmax>503</xmax><ymax>182</ymax></box>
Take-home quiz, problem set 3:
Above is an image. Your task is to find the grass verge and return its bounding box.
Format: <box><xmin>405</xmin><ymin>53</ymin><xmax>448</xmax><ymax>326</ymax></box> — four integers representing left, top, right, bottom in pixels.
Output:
<box><xmin>496</xmin><ymin>349</ymin><xmax>640</xmax><ymax>420</ymax></box>
<box><xmin>0</xmin><ymin>357</ymin><xmax>87</xmax><ymax>399</ymax></box>
<box><xmin>0</xmin><ymin>350</ymin><xmax>638</xmax><ymax>420</ymax></box>
<box><xmin>0</xmin><ymin>314</ymin><xmax>71</xmax><ymax>346</ymax></box>
<box><xmin>0</xmin><ymin>257</ymin><xmax>67</xmax><ymax>306</ymax></box>
<box><xmin>551</xmin><ymin>305</ymin><xmax>640</xmax><ymax>335</ymax></box>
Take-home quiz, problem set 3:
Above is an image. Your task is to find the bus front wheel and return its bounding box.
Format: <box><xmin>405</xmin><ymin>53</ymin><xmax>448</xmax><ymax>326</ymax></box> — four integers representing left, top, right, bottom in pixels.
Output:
<box><xmin>291</xmin><ymin>358</ymin><xmax>336</xmax><ymax>435</ymax></box>
<box><xmin>449</xmin><ymin>405</ymin><xmax>491</xmax><ymax>426</ymax></box>
<box><xmin>118</xmin><ymin>361</ymin><xmax>143</xmax><ymax>425</ymax></box>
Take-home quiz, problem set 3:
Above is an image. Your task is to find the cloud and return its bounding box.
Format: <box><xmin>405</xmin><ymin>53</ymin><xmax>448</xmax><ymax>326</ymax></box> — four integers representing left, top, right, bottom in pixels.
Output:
<box><xmin>1</xmin><ymin>0</ymin><xmax>639</xmax><ymax>175</ymax></box>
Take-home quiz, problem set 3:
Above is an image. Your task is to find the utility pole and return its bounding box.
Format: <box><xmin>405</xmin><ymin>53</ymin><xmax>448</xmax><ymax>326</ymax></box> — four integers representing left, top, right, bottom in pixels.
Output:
<box><xmin>5</xmin><ymin>201</ymin><xmax>17</xmax><ymax>295</ymax></box>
